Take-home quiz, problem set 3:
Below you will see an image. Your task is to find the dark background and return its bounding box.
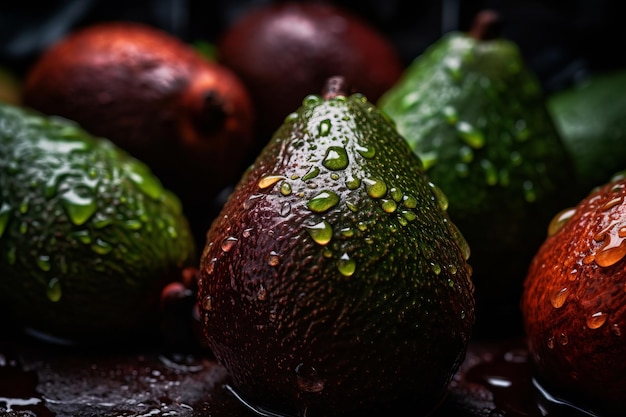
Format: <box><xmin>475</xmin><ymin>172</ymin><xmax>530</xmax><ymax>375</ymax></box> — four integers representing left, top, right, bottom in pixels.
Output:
<box><xmin>0</xmin><ymin>0</ymin><xmax>624</xmax><ymax>94</ymax></box>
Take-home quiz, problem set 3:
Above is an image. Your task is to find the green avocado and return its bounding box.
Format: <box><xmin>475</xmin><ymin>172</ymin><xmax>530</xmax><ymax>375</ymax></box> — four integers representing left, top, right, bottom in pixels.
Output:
<box><xmin>548</xmin><ymin>69</ymin><xmax>626</xmax><ymax>192</ymax></box>
<box><xmin>0</xmin><ymin>102</ymin><xmax>196</xmax><ymax>344</ymax></box>
<box><xmin>197</xmin><ymin>77</ymin><xmax>475</xmax><ymax>416</ymax></box>
<box><xmin>378</xmin><ymin>13</ymin><xmax>578</xmax><ymax>336</ymax></box>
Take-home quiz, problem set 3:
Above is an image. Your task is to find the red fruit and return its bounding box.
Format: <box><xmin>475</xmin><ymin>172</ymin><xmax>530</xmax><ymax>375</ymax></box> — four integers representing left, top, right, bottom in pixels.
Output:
<box><xmin>522</xmin><ymin>171</ymin><xmax>626</xmax><ymax>414</ymax></box>
<box><xmin>22</xmin><ymin>21</ymin><xmax>256</xmax><ymax>244</ymax></box>
<box><xmin>217</xmin><ymin>1</ymin><xmax>404</xmax><ymax>140</ymax></box>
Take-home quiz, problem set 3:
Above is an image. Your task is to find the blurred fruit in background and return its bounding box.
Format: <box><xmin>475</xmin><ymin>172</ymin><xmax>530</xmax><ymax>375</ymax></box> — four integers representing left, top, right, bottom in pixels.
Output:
<box><xmin>215</xmin><ymin>1</ymin><xmax>405</xmax><ymax>143</ymax></box>
<box><xmin>21</xmin><ymin>21</ymin><xmax>256</xmax><ymax>247</ymax></box>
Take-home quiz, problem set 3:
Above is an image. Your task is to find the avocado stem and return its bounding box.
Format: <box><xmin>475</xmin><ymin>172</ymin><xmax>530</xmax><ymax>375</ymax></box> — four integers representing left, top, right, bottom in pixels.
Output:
<box><xmin>468</xmin><ymin>9</ymin><xmax>502</xmax><ymax>41</ymax></box>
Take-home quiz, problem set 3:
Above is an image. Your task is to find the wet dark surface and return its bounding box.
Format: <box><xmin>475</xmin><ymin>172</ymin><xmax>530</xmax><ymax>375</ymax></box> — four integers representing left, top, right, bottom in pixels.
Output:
<box><xmin>0</xmin><ymin>321</ymin><xmax>607</xmax><ymax>417</ymax></box>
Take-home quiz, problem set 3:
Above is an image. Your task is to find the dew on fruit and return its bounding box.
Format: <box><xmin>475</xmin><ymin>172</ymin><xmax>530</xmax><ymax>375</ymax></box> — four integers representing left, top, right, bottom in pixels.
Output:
<box><xmin>322</xmin><ymin>146</ymin><xmax>348</xmax><ymax>170</ymax></box>
<box><xmin>306</xmin><ymin>221</ymin><xmax>333</xmax><ymax>245</ymax></box>
<box><xmin>302</xmin><ymin>166</ymin><xmax>320</xmax><ymax>181</ymax></box>
<box><xmin>337</xmin><ymin>253</ymin><xmax>356</xmax><ymax>277</ymax></box>
<box><xmin>402</xmin><ymin>194</ymin><xmax>417</xmax><ymax>209</ymax></box>
<box><xmin>389</xmin><ymin>187</ymin><xmax>403</xmax><ymax>202</ymax></box>
<box><xmin>258</xmin><ymin>175</ymin><xmax>286</xmax><ymax>189</ymax></box>
<box><xmin>340</xmin><ymin>227</ymin><xmax>354</xmax><ymax>237</ymax></box>
<box><xmin>547</xmin><ymin>207</ymin><xmax>576</xmax><ymax>236</ymax></box>
<box><xmin>91</xmin><ymin>238</ymin><xmax>112</xmax><ymax>255</ymax></box>
<box><xmin>355</xmin><ymin>144</ymin><xmax>376</xmax><ymax>159</ymax></box>
<box><xmin>431</xmin><ymin>263</ymin><xmax>442</xmax><ymax>275</ymax></box>
<box><xmin>267</xmin><ymin>251</ymin><xmax>280</xmax><ymax>266</ymax></box>
<box><xmin>221</xmin><ymin>237</ymin><xmax>238</xmax><ymax>252</ymax></box>
<box><xmin>429</xmin><ymin>182</ymin><xmax>449</xmax><ymax>210</ymax></box>
<box><xmin>202</xmin><ymin>295</ymin><xmax>212</xmax><ymax>311</ymax></box>
<box><xmin>302</xmin><ymin>95</ymin><xmax>322</xmax><ymax>107</ymax></box>
<box><xmin>363</xmin><ymin>178</ymin><xmax>387</xmax><ymax>198</ymax></box>
<box><xmin>601</xmin><ymin>196</ymin><xmax>622</xmax><ymax>211</ymax></box>
<box><xmin>243</xmin><ymin>194</ymin><xmax>263</xmax><ymax>210</ymax></box>
<box><xmin>36</xmin><ymin>255</ymin><xmax>51</xmax><ymax>272</ymax></box>
<box><xmin>586</xmin><ymin>311</ymin><xmax>607</xmax><ymax>329</ymax></box>
<box><xmin>257</xmin><ymin>285</ymin><xmax>267</xmax><ymax>301</ymax></box>
<box><xmin>593</xmin><ymin>219</ymin><xmax>626</xmax><ymax>267</ymax></box>
<box><xmin>205</xmin><ymin>258</ymin><xmax>216</xmax><ymax>275</ymax></box>
<box><xmin>457</xmin><ymin>121</ymin><xmax>485</xmax><ymax>148</ymax></box>
<box><xmin>47</xmin><ymin>277</ymin><xmax>62</xmax><ymax>302</ymax></box>
<box><xmin>295</xmin><ymin>363</ymin><xmax>325</xmax><ymax>393</ymax></box>
<box><xmin>318</xmin><ymin>119</ymin><xmax>331</xmax><ymax>137</ymax></box>
<box><xmin>345</xmin><ymin>175</ymin><xmax>361</xmax><ymax>190</ymax></box>
<box><xmin>550</xmin><ymin>287</ymin><xmax>569</xmax><ymax>308</ymax></box>
<box><xmin>307</xmin><ymin>190</ymin><xmax>339</xmax><ymax>213</ymax></box>
<box><xmin>279</xmin><ymin>202</ymin><xmax>291</xmax><ymax>217</ymax></box>
<box><xmin>381</xmin><ymin>199</ymin><xmax>397</xmax><ymax>213</ymax></box>
<box><xmin>280</xmin><ymin>182</ymin><xmax>292</xmax><ymax>196</ymax></box>
<box><xmin>61</xmin><ymin>189</ymin><xmax>97</xmax><ymax>226</ymax></box>
<box><xmin>0</xmin><ymin>202</ymin><xmax>11</xmax><ymax>238</ymax></box>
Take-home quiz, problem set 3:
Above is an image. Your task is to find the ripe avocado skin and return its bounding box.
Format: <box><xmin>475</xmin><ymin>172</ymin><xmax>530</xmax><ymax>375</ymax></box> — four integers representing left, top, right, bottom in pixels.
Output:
<box><xmin>0</xmin><ymin>102</ymin><xmax>196</xmax><ymax>344</ymax></box>
<box><xmin>198</xmin><ymin>92</ymin><xmax>475</xmax><ymax>416</ymax></box>
<box><xmin>379</xmin><ymin>32</ymin><xmax>578</xmax><ymax>336</ymax></box>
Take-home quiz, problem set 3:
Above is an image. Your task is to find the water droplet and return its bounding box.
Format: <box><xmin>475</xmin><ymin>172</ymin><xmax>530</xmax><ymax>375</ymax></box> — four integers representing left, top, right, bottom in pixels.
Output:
<box><xmin>547</xmin><ymin>336</ymin><xmax>555</xmax><ymax>349</ymax></box>
<box><xmin>337</xmin><ymin>253</ymin><xmax>356</xmax><ymax>277</ymax></box>
<box><xmin>280</xmin><ymin>182</ymin><xmax>292</xmax><ymax>196</ymax></box>
<box><xmin>448</xmin><ymin>221</ymin><xmax>471</xmax><ymax>261</ymax></box>
<box><xmin>389</xmin><ymin>187</ymin><xmax>403</xmax><ymax>202</ymax></box>
<box><xmin>612</xmin><ymin>323</ymin><xmax>621</xmax><ymax>336</ymax></box>
<box><xmin>558</xmin><ymin>332</ymin><xmax>569</xmax><ymax>346</ymax></box>
<box><xmin>91</xmin><ymin>238</ymin><xmax>113</xmax><ymax>255</ymax></box>
<box><xmin>402</xmin><ymin>210</ymin><xmax>417</xmax><ymax>222</ymax></box>
<box><xmin>429</xmin><ymin>182</ymin><xmax>449</xmax><ymax>210</ymax></box>
<box><xmin>322</xmin><ymin>146</ymin><xmax>349</xmax><ymax>170</ymax></box>
<box><xmin>431</xmin><ymin>263</ymin><xmax>441</xmax><ymax>275</ymax></box>
<box><xmin>257</xmin><ymin>285</ymin><xmax>267</xmax><ymax>301</ymax></box>
<box><xmin>128</xmin><ymin>168</ymin><xmax>163</xmax><ymax>200</ymax></box>
<box><xmin>355</xmin><ymin>144</ymin><xmax>376</xmax><ymax>159</ymax></box>
<box><xmin>267</xmin><ymin>251</ymin><xmax>280</xmax><ymax>266</ymax></box>
<box><xmin>221</xmin><ymin>237</ymin><xmax>238</xmax><ymax>252</ymax></box>
<box><xmin>279</xmin><ymin>202</ymin><xmax>291</xmax><ymax>217</ymax></box>
<box><xmin>202</xmin><ymin>295</ymin><xmax>212</xmax><ymax>311</ymax></box>
<box><xmin>295</xmin><ymin>363</ymin><xmax>325</xmax><ymax>393</ymax></box>
<box><xmin>402</xmin><ymin>194</ymin><xmax>417</xmax><ymax>209</ymax></box>
<box><xmin>550</xmin><ymin>287</ymin><xmax>569</xmax><ymax>308</ymax></box>
<box><xmin>258</xmin><ymin>175</ymin><xmax>286</xmax><ymax>189</ymax></box>
<box><xmin>548</xmin><ymin>207</ymin><xmax>576</xmax><ymax>237</ymax></box>
<box><xmin>61</xmin><ymin>189</ymin><xmax>97</xmax><ymax>226</ymax></box>
<box><xmin>587</xmin><ymin>312</ymin><xmax>607</xmax><ymax>329</ymax></box>
<box><xmin>340</xmin><ymin>227</ymin><xmax>354</xmax><ymax>237</ymax></box>
<box><xmin>47</xmin><ymin>277</ymin><xmax>62</xmax><ymax>302</ymax></box>
<box><xmin>302</xmin><ymin>166</ymin><xmax>320</xmax><ymax>181</ymax></box>
<box><xmin>602</xmin><ymin>196</ymin><xmax>622</xmax><ymax>211</ymax></box>
<box><xmin>37</xmin><ymin>255</ymin><xmax>51</xmax><ymax>272</ymax></box>
<box><xmin>345</xmin><ymin>175</ymin><xmax>361</xmax><ymax>190</ymax></box>
<box><xmin>307</xmin><ymin>190</ymin><xmax>339</xmax><ymax>213</ymax></box>
<box><xmin>346</xmin><ymin>201</ymin><xmax>358</xmax><ymax>212</ymax></box>
<box><xmin>242</xmin><ymin>228</ymin><xmax>253</xmax><ymax>238</ymax></box>
<box><xmin>442</xmin><ymin>105</ymin><xmax>458</xmax><ymax>124</ymax></box>
<box><xmin>0</xmin><ymin>202</ymin><xmax>11</xmax><ymax>238</ymax></box>
<box><xmin>306</xmin><ymin>221</ymin><xmax>333</xmax><ymax>245</ymax></box>
<box><xmin>457</xmin><ymin>122</ymin><xmax>485</xmax><ymax>148</ymax></box>
<box><xmin>243</xmin><ymin>194</ymin><xmax>263</xmax><ymax>210</ymax></box>
<box><xmin>381</xmin><ymin>199</ymin><xmax>397</xmax><ymax>213</ymax></box>
<box><xmin>318</xmin><ymin>119</ymin><xmax>332</xmax><ymax>136</ymax></box>
<box><xmin>594</xmin><ymin>219</ymin><xmax>626</xmax><ymax>267</ymax></box>
<box><xmin>363</xmin><ymin>178</ymin><xmax>387</xmax><ymax>198</ymax></box>
<box><xmin>302</xmin><ymin>95</ymin><xmax>322</xmax><ymax>106</ymax></box>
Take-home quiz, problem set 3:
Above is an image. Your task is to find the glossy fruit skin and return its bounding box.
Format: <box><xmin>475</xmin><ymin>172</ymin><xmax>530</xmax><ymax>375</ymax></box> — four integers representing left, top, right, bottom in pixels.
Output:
<box><xmin>198</xmin><ymin>90</ymin><xmax>474</xmax><ymax>416</ymax></box>
<box><xmin>522</xmin><ymin>172</ymin><xmax>626</xmax><ymax>415</ymax></box>
<box><xmin>378</xmin><ymin>30</ymin><xmax>578</xmax><ymax>337</ymax></box>
<box><xmin>0</xmin><ymin>102</ymin><xmax>196</xmax><ymax>344</ymax></box>
<box><xmin>217</xmin><ymin>1</ymin><xmax>404</xmax><ymax>140</ymax></box>
<box><xmin>22</xmin><ymin>21</ymin><xmax>256</xmax><ymax>245</ymax></box>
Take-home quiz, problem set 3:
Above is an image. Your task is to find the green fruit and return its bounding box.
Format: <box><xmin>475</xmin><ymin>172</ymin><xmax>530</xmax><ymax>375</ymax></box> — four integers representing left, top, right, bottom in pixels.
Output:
<box><xmin>378</xmin><ymin>11</ymin><xmax>577</xmax><ymax>336</ymax></box>
<box><xmin>0</xmin><ymin>102</ymin><xmax>196</xmax><ymax>344</ymax></box>
<box><xmin>198</xmin><ymin>77</ymin><xmax>475</xmax><ymax>416</ymax></box>
<box><xmin>548</xmin><ymin>69</ymin><xmax>626</xmax><ymax>192</ymax></box>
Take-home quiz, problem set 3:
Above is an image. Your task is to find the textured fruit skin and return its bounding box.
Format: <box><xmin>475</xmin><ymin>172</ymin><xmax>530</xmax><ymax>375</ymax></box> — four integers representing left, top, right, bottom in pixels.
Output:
<box><xmin>217</xmin><ymin>1</ymin><xmax>404</xmax><ymax>140</ymax></box>
<box><xmin>22</xmin><ymin>21</ymin><xmax>255</xmax><ymax>245</ymax></box>
<box><xmin>0</xmin><ymin>102</ymin><xmax>196</xmax><ymax>344</ymax></box>
<box><xmin>378</xmin><ymin>31</ymin><xmax>578</xmax><ymax>336</ymax></box>
<box><xmin>522</xmin><ymin>172</ymin><xmax>626</xmax><ymax>415</ymax></box>
<box><xmin>198</xmin><ymin>91</ymin><xmax>475</xmax><ymax>416</ymax></box>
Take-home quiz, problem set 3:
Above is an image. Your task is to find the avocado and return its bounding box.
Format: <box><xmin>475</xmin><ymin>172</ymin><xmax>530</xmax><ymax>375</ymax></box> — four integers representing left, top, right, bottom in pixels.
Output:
<box><xmin>197</xmin><ymin>77</ymin><xmax>475</xmax><ymax>416</ymax></box>
<box><xmin>0</xmin><ymin>102</ymin><xmax>196</xmax><ymax>344</ymax></box>
<box><xmin>548</xmin><ymin>69</ymin><xmax>626</xmax><ymax>192</ymax></box>
<box><xmin>378</xmin><ymin>11</ymin><xmax>578</xmax><ymax>336</ymax></box>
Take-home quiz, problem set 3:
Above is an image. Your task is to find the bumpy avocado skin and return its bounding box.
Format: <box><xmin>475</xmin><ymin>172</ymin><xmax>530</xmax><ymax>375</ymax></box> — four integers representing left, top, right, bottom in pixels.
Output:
<box><xmin>199</xmin><ymin>93</ymin><xmax>475</xmax><ymax>416</ymax></box>
<box><xmin>0</xmin><ymin>102</ymin><xmax>196</xmax><ymax>343</ymax></box>
<box><xmin>379</xmin><ymin>32</ymin><xmax>577</xmax><ymax>336</ymax></box>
